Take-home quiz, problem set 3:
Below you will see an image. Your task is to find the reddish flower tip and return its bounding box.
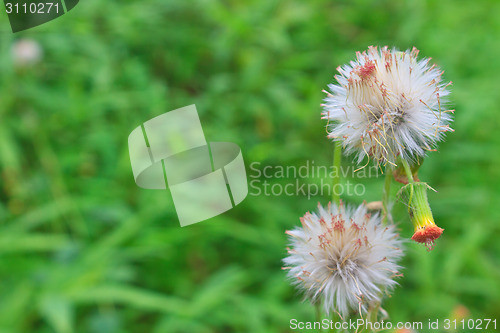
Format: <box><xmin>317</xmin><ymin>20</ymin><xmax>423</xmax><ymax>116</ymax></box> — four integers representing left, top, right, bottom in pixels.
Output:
<box><xmin>411</xmin><ymin>225</ymin><xmax>444</xmax><ymax>250</ymax></box>
<box><xmin>357</xmin><ymin>61</ymin><xmax>376</xmax><ymax>79</ymax></box>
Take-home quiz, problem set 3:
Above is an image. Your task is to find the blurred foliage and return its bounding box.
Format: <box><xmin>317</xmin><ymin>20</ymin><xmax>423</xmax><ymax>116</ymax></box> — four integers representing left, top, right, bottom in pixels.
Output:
<box><xmin>0</xmin><ymin>0</ymin><xmax>499</xmax><ymax>332</ymax></box>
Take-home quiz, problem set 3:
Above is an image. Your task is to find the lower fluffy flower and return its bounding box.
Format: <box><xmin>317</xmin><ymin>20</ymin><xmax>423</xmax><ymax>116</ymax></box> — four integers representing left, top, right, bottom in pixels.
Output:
<box><xmin>283</xmin><ymin>201</ymin><xmax>403</xmax><ymax>318</ymax></box>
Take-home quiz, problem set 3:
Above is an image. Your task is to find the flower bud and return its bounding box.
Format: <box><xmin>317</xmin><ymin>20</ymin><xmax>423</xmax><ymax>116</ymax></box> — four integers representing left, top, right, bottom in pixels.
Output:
<box><xmin>400</xmin><ymin>182</ymin><xmax>443</xmax><ymax>250</ymax></box>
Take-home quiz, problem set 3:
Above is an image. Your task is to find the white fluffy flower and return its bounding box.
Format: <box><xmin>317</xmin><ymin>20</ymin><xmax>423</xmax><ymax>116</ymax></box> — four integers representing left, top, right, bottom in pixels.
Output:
<box><xmin>283</xmin><ymin>202</ymin><xmax>403</xmax><ymax>318</ymax></box>
<box><xmin>322</xmin><ymin>46</ymin><xmax>453</xmax><ymax>166</ymax></box>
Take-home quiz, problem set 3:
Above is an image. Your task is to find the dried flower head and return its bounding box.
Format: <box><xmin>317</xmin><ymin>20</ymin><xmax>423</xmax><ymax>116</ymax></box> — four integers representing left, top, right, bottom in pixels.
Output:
<box><xmin>400</xmin><ymin>182</ymin><xmax>444</xmax><ymax>250</ymax></box>
<box><xmin>322</xmin><ymin>46</ymin><xmax>454</xmax><ymax>166</ymax></box>
<box><xmin>283</xmin><ymin>202</ymin><xmax>403</xmax><ymax>318</ymax></box>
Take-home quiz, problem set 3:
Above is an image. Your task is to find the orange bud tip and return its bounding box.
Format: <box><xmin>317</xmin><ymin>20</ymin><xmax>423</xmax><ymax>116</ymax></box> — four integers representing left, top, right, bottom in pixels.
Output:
<box><xmin>411</xmin><ymin>225</ymin><xmax>444</xmax><ymax>250</ymax></box>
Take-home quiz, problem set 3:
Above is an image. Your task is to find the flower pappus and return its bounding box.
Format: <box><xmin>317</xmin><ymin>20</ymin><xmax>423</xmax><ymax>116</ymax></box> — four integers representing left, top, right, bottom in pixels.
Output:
<box><xmin>283</xmin><ymin>201</ymin><xmax>403</xmax><ymax>318</ymax></box>
<box><xmin>322</xmin><ymin>46</ymin><xmax>454</xmax><ymax>166</ymax></box>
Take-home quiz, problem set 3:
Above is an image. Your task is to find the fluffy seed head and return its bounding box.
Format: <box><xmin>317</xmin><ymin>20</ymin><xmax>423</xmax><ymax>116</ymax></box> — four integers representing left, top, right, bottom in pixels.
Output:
<box><xmin>283</xmin><ymin>202</ymin><xmax>403</xmax><ymax>318</ymax></box>
<box><xmin>322</xmin><ymin>46</ymin><xmax>454</xmax><ymax>166</ymax></box>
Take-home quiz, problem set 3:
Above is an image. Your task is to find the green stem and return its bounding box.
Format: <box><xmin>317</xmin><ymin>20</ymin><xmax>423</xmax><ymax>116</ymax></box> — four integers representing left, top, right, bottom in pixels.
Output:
<box><xmin>408</xmin><ymin>183</ymin><xmax>433</xmax><ymax>226</ymax></box>
<box><xmin>332</xmin><ymin>141</ymin><xmax>342</xmax><ymax>205</ymax></box>
<box><xmin>315</xmin><ymin>302</ymin><xmax>323</xmax><ymax>333</ymax></box>
<box><xmin>367</xmin><ymin>301</ymin><xmax>381</xmax><ymax>331</ymax></box>
<box><xmin>400</xmin><ymin>159</ymin><xmax>414</xmax><ymax>184</ymax></box>
<box><xmin>382</xmin><ymin>167</ymin><xmax>392</xmax><ymax>225</ymax></box>
<box><xmin>400</xmin><ymin>159</ymin><xmax>415</xmax><ymax>209</ymax></box>
<box><xmin>329</xmin><ymin>311</ymin><xmax>338</xmax><ymax>333</ymax></box>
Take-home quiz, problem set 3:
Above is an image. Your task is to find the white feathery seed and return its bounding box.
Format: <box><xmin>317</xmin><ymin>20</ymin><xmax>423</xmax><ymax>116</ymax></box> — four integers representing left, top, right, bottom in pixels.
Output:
<box><xmin>283</xmin><ymin>202</ymin><xmax>403</xmax><ymax>318</ymax></box>
<box><xmin>322</xmin><ymin>46</ymin><xmax>454</xmax><ymax>166</ymax></box>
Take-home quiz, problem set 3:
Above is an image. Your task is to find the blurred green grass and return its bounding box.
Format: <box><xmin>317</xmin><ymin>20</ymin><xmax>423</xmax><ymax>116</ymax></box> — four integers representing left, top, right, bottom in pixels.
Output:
<box><xmin>0</xmin><ymin>0</ymin><xmax>499</xmax><ymax>332</ymax></box>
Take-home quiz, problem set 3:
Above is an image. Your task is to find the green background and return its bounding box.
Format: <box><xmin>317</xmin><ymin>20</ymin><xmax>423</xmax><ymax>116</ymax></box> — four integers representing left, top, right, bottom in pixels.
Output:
<box><xmin>0</xmin><ymin>0</ymin><xmax>499</xmax><ymax>332</ymax></box>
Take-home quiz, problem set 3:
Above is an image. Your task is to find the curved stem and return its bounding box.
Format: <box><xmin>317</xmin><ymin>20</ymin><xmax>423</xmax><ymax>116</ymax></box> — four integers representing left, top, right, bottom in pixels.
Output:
<box><xmin>329</xmin><ymin>313</ymin><xmax>338</xmax><ymax>333</ymax></box>
<box><xmin>400</xmin><ymin>159</ymin><xmax>414</xmax><ymax>184</ymax></box>
<box><xmin>315</xmin><ymin>302</ymin><xmax>323</xmax><ymax>332</ymax></box>
<box><xmin>400</xmin><ymin>159</ymin><xmax>416</xmax><ymax>215</ymax></box>
<box><xmin>382</xmin><ymin>167</ymin><xmax>392</xmax><ymax>225</ymax></box>
<box><xmin>332</xmin><ymin>141</ymin><xmax>342</xmax><ymax>205</ymax></box>
<box><xmin>367</xmin><ymin>301</ymin><xmax>381</xmax><ymax>327</ymax></box>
